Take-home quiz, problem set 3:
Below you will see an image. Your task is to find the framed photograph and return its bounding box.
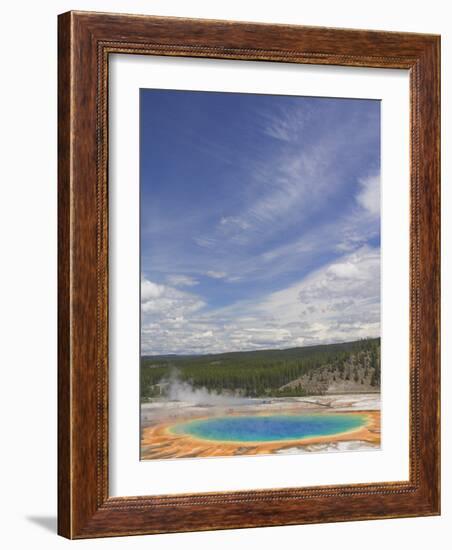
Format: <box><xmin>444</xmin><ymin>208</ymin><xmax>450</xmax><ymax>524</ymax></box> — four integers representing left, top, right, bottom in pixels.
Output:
<box><xmin>58</xmin><ymin>11</ymin><xmax>440</xmax><ymax>538</ymax></box>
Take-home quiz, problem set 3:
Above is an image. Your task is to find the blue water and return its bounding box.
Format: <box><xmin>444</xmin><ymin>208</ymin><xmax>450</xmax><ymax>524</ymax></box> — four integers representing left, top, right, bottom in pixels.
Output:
<box><xmin>171</xmin><ymin>413</ymin><xmax>367</xmax><ymax>443</ymax></box>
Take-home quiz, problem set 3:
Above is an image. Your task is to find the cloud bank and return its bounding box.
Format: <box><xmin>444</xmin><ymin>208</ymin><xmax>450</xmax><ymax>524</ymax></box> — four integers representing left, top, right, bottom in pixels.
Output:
<box><xmin>141</xmin><ymin>245</ymin><xmax>379</xmax><ymax>355</ymax></box>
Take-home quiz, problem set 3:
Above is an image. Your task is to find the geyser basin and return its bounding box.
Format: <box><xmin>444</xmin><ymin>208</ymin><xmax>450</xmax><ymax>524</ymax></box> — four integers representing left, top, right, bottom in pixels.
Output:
<box><xmin>170</xmin><ymin>413</ymin><xmax>368</xmax><ymax>443</ymax></box>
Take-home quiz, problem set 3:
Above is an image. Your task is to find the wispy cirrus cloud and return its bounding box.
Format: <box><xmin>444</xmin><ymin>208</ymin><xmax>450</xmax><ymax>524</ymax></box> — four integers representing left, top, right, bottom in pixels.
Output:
<box><xmin>260</xmin><ymin>102</ymin><xmax>311</xmax><ymax>142</ymax></box>
<box><xmin>205</xmin><ymin>270</ymin><xmax>227</xmax><ymax>279</ymax></box>
<box><xmin>166</xmin><ymin>274</ymin><xmax>199</xmax><ymax>287</ymax></box>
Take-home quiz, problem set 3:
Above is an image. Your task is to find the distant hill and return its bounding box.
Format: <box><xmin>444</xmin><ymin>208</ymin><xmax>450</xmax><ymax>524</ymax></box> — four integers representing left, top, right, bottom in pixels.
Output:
<box><xmin>141</xmin><ymin>338</ymin><xmax>380</xmax><ymax>400</ymax></box>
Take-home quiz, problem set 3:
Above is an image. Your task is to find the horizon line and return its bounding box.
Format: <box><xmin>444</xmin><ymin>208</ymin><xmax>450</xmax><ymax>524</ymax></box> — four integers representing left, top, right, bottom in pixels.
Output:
<box><xmin>141</xmin><ymin>336</ymin><xmax>380</xmax><ymax>358</ymax></box>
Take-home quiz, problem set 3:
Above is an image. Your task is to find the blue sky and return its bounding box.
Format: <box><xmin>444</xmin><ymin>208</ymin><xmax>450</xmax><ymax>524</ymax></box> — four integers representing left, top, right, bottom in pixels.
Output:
<box><xmin>140</xmin><ymin>89</ymin><xmax>380</xmax><ymax>355</ymax></box>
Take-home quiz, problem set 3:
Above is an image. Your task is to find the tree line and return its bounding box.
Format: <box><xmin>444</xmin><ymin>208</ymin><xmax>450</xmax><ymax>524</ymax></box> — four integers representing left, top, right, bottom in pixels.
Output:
<box><xmin>140</xmin><ymin>338</ymin><xmax>380</xmax><ymax>400</ymax></box>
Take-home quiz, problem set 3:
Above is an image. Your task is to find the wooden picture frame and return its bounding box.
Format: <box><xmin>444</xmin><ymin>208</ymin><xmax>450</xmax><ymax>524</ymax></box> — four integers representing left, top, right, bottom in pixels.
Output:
<box><xmin>58</xmin><ymin>10</ymin><xmax>440</xmax><ymax>539</ymax></box>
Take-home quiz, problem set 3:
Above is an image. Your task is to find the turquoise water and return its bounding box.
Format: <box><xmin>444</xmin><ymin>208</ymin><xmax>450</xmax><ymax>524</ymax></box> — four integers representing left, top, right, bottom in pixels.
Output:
<box><xmin>171</xmin><ymin>413</ymin><xmax>367</xmax><ymax>443</ymax></box>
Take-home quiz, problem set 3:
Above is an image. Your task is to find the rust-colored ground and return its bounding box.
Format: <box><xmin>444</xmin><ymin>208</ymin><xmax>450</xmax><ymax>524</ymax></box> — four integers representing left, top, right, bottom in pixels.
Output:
<box><xmin>140</xmin><ymin>410</ymin><xmax>380</xmax><ymax>460</ymax></box>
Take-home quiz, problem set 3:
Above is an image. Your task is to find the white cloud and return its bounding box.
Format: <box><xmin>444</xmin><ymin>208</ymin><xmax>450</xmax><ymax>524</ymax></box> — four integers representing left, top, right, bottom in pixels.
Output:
<box><xmin>141</xmin><ymin>278</ymin><xmax>205</xmax><ymax>319</ymax></box>
<box><xmin>356</xmin><ymin>174</ymin><xmax>380</xmax><ymax>217</ymax></box>
<box><xmin>328</xmin><ymin>261</ymin><xmax>360</xmax><ymax>279</ymax></box>
<box><xmin>166</xmin><ymin>274</ymin><xmax>198</xmax><ymax>287</ymax></box>
<box><xmin>206</xmin><ymin>270</ymin><xmax>227</xmax><ymax>279</ymax></box>
<box><xmin>141</xmin><ymin>279</ymin><xmax>165</xmax><ymax>301</ymax></box>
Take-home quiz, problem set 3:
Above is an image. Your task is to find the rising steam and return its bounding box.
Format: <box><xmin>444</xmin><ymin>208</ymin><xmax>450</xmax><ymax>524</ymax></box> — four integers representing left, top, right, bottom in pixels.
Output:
<box><xmin>163</xmin><ymin>368</ymin><xmax>252</xmax><ymax>406</ymax></box>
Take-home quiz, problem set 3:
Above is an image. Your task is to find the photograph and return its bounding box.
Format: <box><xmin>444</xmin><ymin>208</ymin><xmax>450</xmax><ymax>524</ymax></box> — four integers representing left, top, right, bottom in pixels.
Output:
<box><xmin>139</xmin><ymin>89</ymin><xmax>382</xmax><ymax>460</ymax></box>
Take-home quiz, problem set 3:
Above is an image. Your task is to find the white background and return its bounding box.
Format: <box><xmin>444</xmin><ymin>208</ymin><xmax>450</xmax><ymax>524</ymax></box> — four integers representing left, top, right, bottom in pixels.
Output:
<box><xmin>110</xmin><ymin>55</ymin><xmax>409</xmax><ymax>496</ymax></box>
<box><xmin>0</xmin><ymin>0</ymin><xmax>449</xmax><ymax>548</ymax></box>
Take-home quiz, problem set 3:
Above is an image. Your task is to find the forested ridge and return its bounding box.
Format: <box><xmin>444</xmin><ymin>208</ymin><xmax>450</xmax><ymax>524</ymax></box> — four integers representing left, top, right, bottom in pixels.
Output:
<box><xmin>140</xmin><ymin>338</ymin><xmax>380</xmax><ymax>401</ymax></box>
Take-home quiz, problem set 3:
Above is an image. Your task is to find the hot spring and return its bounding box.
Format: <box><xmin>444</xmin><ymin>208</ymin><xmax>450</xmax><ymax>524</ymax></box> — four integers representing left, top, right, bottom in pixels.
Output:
<box><xmin>170</xmin><ymin>413</ymin><xmax>368</xmax><ymax>443</ymax></box>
